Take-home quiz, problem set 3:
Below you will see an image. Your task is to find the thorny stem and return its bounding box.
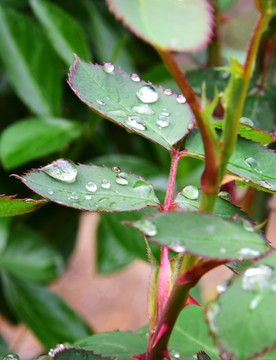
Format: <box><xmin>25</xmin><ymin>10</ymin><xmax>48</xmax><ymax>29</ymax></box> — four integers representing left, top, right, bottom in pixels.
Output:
<box><xmin>163</xmin><ymin>147</ymin><xmax>181</xmax><ymax>212</ymax></box>
<box><xmin>157</xmin><ymin>49</ymin><xmax>220</xmax><ymax>213</ymax></box>
<box><xmin>207</xmin><ymin>0</ymin><xmax>222</xmax><ymax>67</ymax></box>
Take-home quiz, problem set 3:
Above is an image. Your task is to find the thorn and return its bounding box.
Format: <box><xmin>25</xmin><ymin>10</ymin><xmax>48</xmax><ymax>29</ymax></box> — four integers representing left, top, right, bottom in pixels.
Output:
<box><xmin>130</xmin><ymin>353</ymin><xmax>146</xmax><ymax>360</ymax></box>
<box><xmin>152</xmin><ymin>323</ymin><xmax>169</xmax><ymax>348</ymax></box>
<box><xmin>185</xmin><ymin>295</ymin><xmax>201</xmax><ymax>307</ymax></box>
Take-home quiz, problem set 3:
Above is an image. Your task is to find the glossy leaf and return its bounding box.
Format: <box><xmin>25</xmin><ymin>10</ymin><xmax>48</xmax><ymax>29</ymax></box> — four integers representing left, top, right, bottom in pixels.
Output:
<box><xmin>129</xmin><ymin>211</ymin><xmax>269</xmax><ymax>260</ymax></box>
<box><xmin>174</xmin><ymin>188</ymin><xmax>249</xmax><ymax>220</ymax></box>
<box><xmin>214</xmin><ymin>120</ymin><xmax>275</xmax><ymax>146</ymax></box>
<box><xmin>206</xmin><ymin>250</ymin><xmax>276</xmax><ymax>359</ymax></box>
<box><xmin>1</xmin><ymin>224</ymin><xmax>63</xmax><ymax>282</ymax></box>
<box><xmin>55</xmin><ymin>349</ymin><xmax>112</xmax><ymax>360</ymax></box>
<box><xmin>30</xmin><ymin>0</ymin><xmax>90</xmax><ymax>66</ymax></box>
<box><xmin>0</xmin><ymin>6</ymin><xmax>61</xmax><ymax>116</ymax></box>
<box><xmin>19</xmin><ymin>161</ymin><xmax>160</xmax><ymax>212</ymax></box>
<box><xmin>185</xmin><ymin>130</ymin><xmax>276</xmax><ymax>193</ymax></box>
<box><xmin>2</xmin><ymin>274</ymin><xmax>91</xmax><ymax>349</ymax></box>
<box><xmin>169</xmin><ymin>306</ymin><xmax>219</xmax><ymax>359</ymax></box>
<box><xmin>68</xmin><ymin>57</ymin><xmax>193</xmax><ymax>151</ymax></box>
<box><xmin>75</xmin><ymin>332</ymin><xmax>147</xmax><ymax>360</ymax></box>
<box><xmin>0</xmin><ymin>117</ymin><xmax>81</xmax><ymax>169</ymax></box>
<box><xmin>0</xmin><ymin>195</ymin><xmax>46</xmax><ymax>217</ymax></box>
<box><xmin>107</xmin><ymin>0</ymin><xmax>213</xmax><ymax>52</ymax></box>
<box><xmin>242</xmin><ymin>93</ymin><xmax>274</xmax><ymax>132</ymax></box>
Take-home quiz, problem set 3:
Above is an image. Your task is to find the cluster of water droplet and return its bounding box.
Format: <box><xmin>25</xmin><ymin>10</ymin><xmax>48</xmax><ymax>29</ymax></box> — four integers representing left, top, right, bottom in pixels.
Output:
<box><xmin>48</xmin><ymin>344</ymin><xmax>66</xmax><ymax>357</ymax></box>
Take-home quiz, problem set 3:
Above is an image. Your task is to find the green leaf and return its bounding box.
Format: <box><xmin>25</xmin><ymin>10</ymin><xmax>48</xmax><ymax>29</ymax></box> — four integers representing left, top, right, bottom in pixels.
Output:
<box><xmin>185</xmin><ymin>130</ymin><xmax>276</xmax><ymax>193</ymax></box>
<box><xmin>68</xmin><ymin>58</ymin><xmax>193</xmax><ymax>151</ymax></box>
<box><xmin>2</xmin><ymin>274</ymin><xmax>91</xmax><ymax>349</ymax></box>
<box><xmin>169</xmin><ymin>306</ymin><xmax>219</xmax><ymax>359</ymax></box>
<box><xmin>196</xmin><ymin>351</ymin><xmax>212</xmax><ymax>360</ymax></box>
<box><xmin>0</xmin><ymin>336</ymin><xmax>9</xmax><ymax>357</ymax></box>
<box><xmin>55</xmin><ymin>349</ymin><xmax>112</xmax><ymax>360</ymax></box>
<box><xmin>0</xmin><ymin>117</ymin><xmax>81</xmax><ymax>169</ymax></box>
<box><xmin>0</xmin><ymin>217</ymin><xmax>11</xmax><ymax>254</ymax></box>
<box><xmin>0</xmin><ymin>6</ymin><xmax>62</xmax><ymax>116</ymax></box>
<box><xmin>19</xmin><ymin>161</ymin><xmax>160</xmax><ymax>212</ymax></box>
<box><xmin>0</xmin><ymin>195</ymin><xmax>46</xmax><ymax>217</ymax></box>
<box><xmin>174</xmin><ymin>188</ymin><xmax>249</xmax><ymax>220</ymax></box>
<box><xmin>97</xmin><ymin>208</ymin><xmax>158</xmax><ymax>273</ymax></box>
<box><xmin>242</xmin><ymin>93</ymin><xmax>274</xmax><ymax>132</ymax></box>
<box><xmin>129</xmin><ymin>212</ymin><xmax>269</xmax><ymax>260</ymax></box>
<box><xmin>75</xmin><ymin>331</ymin><xmax>147</xmax><ymax>360</ymax></box>
<box><xmin>214</xmin><ymin>120</ymin><xmax>275</xmax><ymax>146</ymax></box>
<box><xmin>186</xmin><ymin>68</ymin><xmax>230</xmax><ymax>99</ymax></box>
<box><xmin>30</xmin><ymin>0</ymin><xmax>90</xmax><ymax>66</ymax></box>
<box><xmin>1</xmin><ymin>224</ymin><xmax>63</xmax><ymax>282</ymax></box>
<box><xmin>219</xmin><ymin>0</ymin><xmax>238</xmax><ymax>12</ymax></box>
<box><xmin>107</xmin><ymin>0</ymin><xmax>213</xmax><ymax>52</ymax></box>
<box><xmin>206</xmin><ymin>250</ymin><xmax>276</xmax><ymax>359</ymax></box>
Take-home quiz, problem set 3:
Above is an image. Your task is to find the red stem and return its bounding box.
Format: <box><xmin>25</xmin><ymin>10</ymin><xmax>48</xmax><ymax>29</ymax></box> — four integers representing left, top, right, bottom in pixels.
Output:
<box><xmin>163</xmin><ymin>148</ymin><xmax>180</xmax><ymax>212</ymax></box>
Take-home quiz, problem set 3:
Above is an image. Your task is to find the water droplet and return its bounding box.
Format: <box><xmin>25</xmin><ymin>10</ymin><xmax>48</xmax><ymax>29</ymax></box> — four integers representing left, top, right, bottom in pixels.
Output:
<box><xmin>161</xmin><ymin>109</ymin><xmax>170</xmax><ymax>116</ymax></box>
<box><xmin>242</xmin><ymin>220</ymin><xmax>255</xmax><ymax>232</ymax></box>
<box><xmin>48</xmin><ymin>188</ymin><xmax>53</xmax><ymax>195</ymax></box>
<box><xmin>101</xmin><ymin>179</ymin><xmax>111</xmax><ymax>189</ymax></box>
<box><xmin>206</xmin><ymin>303</ymin><xmax>220</xmax><ymax>334</ymax></box>
<box><xmin>130</xmin><ymin>73</ymin><xmax>141</xmax><ymax>82</ymax></box>
<box><xmin>170</xmin><ymin>242</ymin><xmax>186</xmax><ymax>253</ymax></box>
<box><xmin>176</xmin><ymin>94</ymin><xmax>186</xmax><ymax>103</ymax></box>
<box><xmin>134</xmin><ymin>219</ymin><xmax>157</xmax><ymax>236</ymax></box>
<box><xmin>156</xmin><ymin>114</ymin><xmax>170</xmax><ymax>128</ymax></box>
<box><xmin>220</xmin><ymin>248</ymin><xmax>226</xmax><ymax>253</ymax></box>
<box><xmin>68</xmin><ymin>192</ymin><xmax>78</xmax><ymax>200</ymax></box>
<box><xmin>136</xmin><ymin>85</ymin><xmax>159</xmax><ymax>103</ymax></box>
<box><xmin>242</xmin><ymin>264</ymin><xmax>274</xmax><ymax>292</ymax></box>
<box><xmin>171</xmin><ymin>350</ymin><xmax>180</xmax><ymax>359</ymax></box>
<box><xmin>240</xmin><ymin>117</ymin><xmax>254</xmax><ymax>127</ymax></box>
<box><xmin>85</xmin><ymin>194</ymin><xmax>92</xmax><ymax>200</ymax></box>
<box><xmin>48</xmin><ymin>344</ymin><xmax>66</xmax><ymax>357</ymax></box>
<box><xmin>250</xmin><ymin>294</ymin><xmax>262</xmax><ymax>310</ymax></box>
<box><xmin>217</xmin><ymin>283</ymin><xmax>227</xmax><ymax>294</ymax></box>
<box><xmin>220</xmin><ymin>71</ymin><xmax>230</xmax><ymax>79</ymax></box>
<box><xmin>239</xmin><ymin>247</ymin><xmax>260</xmax><ymax>257</ymax></box>
<box><xmin>132</xmin><ymin>104</ymin><xmax>155</xmax><ymax>115</ymax></box>
<box><xmin>96</xmin><ymin>99</ymin><xmax>105</xmax><ymax>106</ymax></box>
<box><xmin>133</xmin><ymin>180</ymin><xmax>152</xmax><ymax>197</ymax></box>
<box><xmin>181</xmin><ymin>185</ymin><xmax>199</xmax><ymax>200</ymax></box>
<box><xmin>259</xmin><ymin>180</ymin><xmax>272</xmax><ymax>189</ymax></box>
<box><xmin>112</xmin><ymin>166</ymin><xmax>121</xmax><ymax>173</ymax></box>
<box><xmin>164</xmin><ymin>88</ymin><xmax>173</xmax><ymax>96</ymax></box>
<box><xmin>86</xmin><ymin>181</ymin><xmax>97</xmax><ymax>193</ymax></box>
<box><xmin>41</xmin><ymin>159</ymin><xmax>77</xmax><ymax>183</ymax></box>
<box><xmin>3</xmin><ymin>354</ymin><xmax>20</xmax><ymax>360</ymax></box>
<box><xmin>108</xmin><ymin>110</ymin><xmax>127</xmax><ymax>117</ymax></box>
<box><xmin>103</xmin><ymin>62</ymin><xmax>114</xmax><ymax>73</ymax></box>
<box><xmin>218</xmin><ymin>191</ymin><xmax>231</xmax><ymax>201</ymax></box>
<box><xmin>244</xmin><ymin>157</ymin><xmax>261</xmax><ymax>172</ymax></box>
<box><xmin>116</xmin><ymin>172</ymin><xmax>128</xmax><ymax>185</ymax></box>
<box><xmin>126</xmin><ymin>116</ymin><xmax>146</xmax><ymax>131</ymax></box>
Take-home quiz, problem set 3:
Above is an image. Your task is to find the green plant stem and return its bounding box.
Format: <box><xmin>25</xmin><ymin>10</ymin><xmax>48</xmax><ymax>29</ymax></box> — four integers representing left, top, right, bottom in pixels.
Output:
<box><xmin>146</xmin><ymin>259</ymin><xmax>225</xmax><ymax>360</ymax></box>
<box><xmin>207</xmin><ymin>0</ymin><xmax>222</xmax><ymax>67</ymax></box>
<box><xmin>220</xmin><ymin>14</ymin><xmax>271</xmax><ymax>175</ymax></box>
<box><xmin>157</xmin><ymin>49</ymin><xmax>220</xmax><ymax>212</ymax></box>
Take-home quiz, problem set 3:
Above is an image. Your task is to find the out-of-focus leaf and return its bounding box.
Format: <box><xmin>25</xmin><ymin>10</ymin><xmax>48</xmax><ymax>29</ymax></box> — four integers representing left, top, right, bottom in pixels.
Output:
<box><xmin>214</xmin><ymin>120</ymin><xmax>275</xmax><ymax>145</ymax></box>
<box><xmin>0</xmin><ymin>117</ymin><xmax>81</xmax><ymax>169</ymax></box>
<box><xmin>19</xmin><ymin>161</ymin><xmax>160</xmax><ymax>212</ymax></box>
<box><xmin>129</xmin><ymin>211</ymin><xmax>270</xmax><ymax>260</ymax></box>
<box><xmin>1</xmin><ymin>224</ymin><xmax>63</xmax><ymax>282</ymax></box>
<box><xmin>206</xmin><ymin>250</ymin><xmax>276</xmax><ymax>360</ymax></box>
<box><xmin>75</xmin><ymin>332</ymin><xmax>147</xmax><ymax>360</ymax></box>
<box><xmin>185</xmin><ymin>130</ymin><xmax>276</xmax><ymax>193</ymax></box>
<box><xmin>0</xmin><ymin>336</ymin><xmax>9</xmax><ymax>357</ymax></box>
<box><xmin>68</xmin><ymin>58</ymin><xmax>193</xmax><ymax>151</ymax></box>
<box><xmin>174</xmin><ymin>188</ymin><xmax>249</xmax><ymax>220</ymax></box>
<box><xmin>55</xmin><ymin>349</ymin><xmax>113</xmax><ymax>360</ymax></box>
<box><xmin>107</xmin><ymin>0</ymin><xmax>213</xmax><ymax>52</ymax></box>
<box><xmin>242</xmin><ymin>93</ymin><xmax>274</xmax><ymax>132</ymax></box>
<box><xmin>169</xmin><ymin>306</ymin><xmax>219</xmax><ymax>359</ymax></box>
<box><xmin>2</xmin><ymin>274</ymin><xmax>91</xmax><ymax>349</ymax></box>
<box><xmin>0</xmin><ymin>217</ymin><xmax>11</xmax><ymax>253</ymax></box>
<box><xmin>0</xmin><ymin>195</ymin><xmax>46</xmax><ymax>217</ymax></box>
<box><xmin>219</xmin><ymin>0</ymin><xmax>238</xmax><ymax>12</ymax></box>
<box><xmin>30</xmin><ymin>0</ymin><xmax>90</xmax><ymax>66</ymax></box>
<box><xmin>0</xmin><ymin>6</ymin><xmax>62</xmax><ymax>116</ymax></box>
